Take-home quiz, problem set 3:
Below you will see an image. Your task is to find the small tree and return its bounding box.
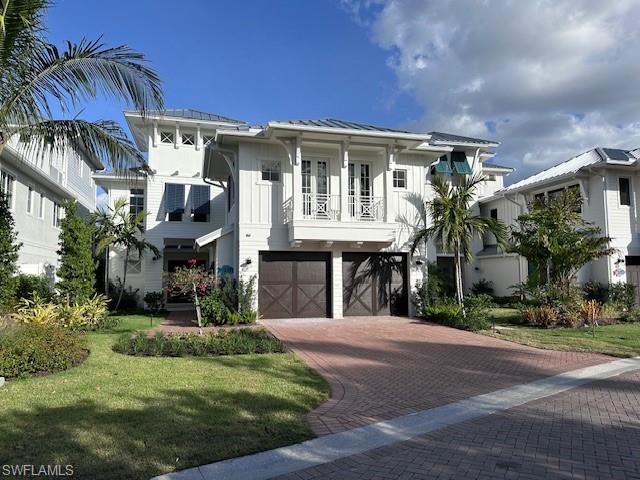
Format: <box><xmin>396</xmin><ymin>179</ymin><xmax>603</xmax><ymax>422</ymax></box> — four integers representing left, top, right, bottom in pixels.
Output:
<box><xmin>164</xmin><ymin>260</ymin><xmax>216</xmax><ymax>334</ymax></box>
<box><xmin>0</xmin><ymin>192</ymin><xmax>20</xmax><ymax>308</ymax></box>
<box><xmin>411</xmin><ymin>174</ymin><xmax>508</xmax><ymax>316</ymax></box>
<box><xmin>511</xmin><ymin>189</ymin><xmax>614</xmax><ymax>293</ymax></box>
<box><xmin>93</xmin><ymin>198</ymin><xmax>160</xmax><ymax>310</ymax></box>
<box><xmin>57</xmin><ymin>200</ymin><xmax>96</xmax><ymax>299</ymax></box>
<box><xmin>143</xmin><ymin>291</ymin><xmax>165</xmax><ymax>326</ymax></box>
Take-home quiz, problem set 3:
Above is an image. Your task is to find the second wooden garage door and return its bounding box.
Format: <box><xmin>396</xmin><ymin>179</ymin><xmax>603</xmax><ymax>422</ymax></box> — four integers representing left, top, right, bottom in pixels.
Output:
<box><xmin>343</xmin><ymin>253</ymin><xmax>408</xmax><ymax>316</ymax></box>
<box><xmin>258</xmin><ymin>251</ymin><xmax>331</xmax><ymax>319</ymax></box>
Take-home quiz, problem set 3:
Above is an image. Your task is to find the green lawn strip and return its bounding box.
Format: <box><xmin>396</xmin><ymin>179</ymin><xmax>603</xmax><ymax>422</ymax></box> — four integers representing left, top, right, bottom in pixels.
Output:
<box><xmin>484</xmin><ymin>322</ymin><xmax>640</xmax><ymax>357</ymax></box>
<box><xmin>488</xmin><ymin>307</ymin><xmax>521</xmax><ymax>326</ymax></box>
<box><xmin>0</xmin><ymin>315</ymin><xmax>329</xmax><ymax>480</ymax></box>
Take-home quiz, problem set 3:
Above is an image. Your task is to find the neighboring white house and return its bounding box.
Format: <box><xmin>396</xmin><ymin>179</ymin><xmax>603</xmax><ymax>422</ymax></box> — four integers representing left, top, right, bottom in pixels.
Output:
<box><xmin>0</xmin><ymin>139</ymin><xmax>101</xmax><ymax>277</ymax></box>
<box><xmin>478</xmin><ymin>147</ymin><xmax>640</xmax><ymax>299</ymax></box>
<box><xmin>96</xmin><ymin>109</ymin><xmax>513</xmax><ymax>317</ymax></box>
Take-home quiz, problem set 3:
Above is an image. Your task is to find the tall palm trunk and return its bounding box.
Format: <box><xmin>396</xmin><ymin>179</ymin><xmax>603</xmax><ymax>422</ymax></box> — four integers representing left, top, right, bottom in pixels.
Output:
<box><xmin>115</xmin><ymin>247</ymin><xmax>129</xmax><ymax>311</ymax></box>
<box><xmin>454</xmin><ymin>239</ymin><xmax>466</xmax><ymax>317</ymax></box>
<box><xmin>104</xmin><ymin>247</ymin><xmax>109</xmax><ymax>295</ymax></box>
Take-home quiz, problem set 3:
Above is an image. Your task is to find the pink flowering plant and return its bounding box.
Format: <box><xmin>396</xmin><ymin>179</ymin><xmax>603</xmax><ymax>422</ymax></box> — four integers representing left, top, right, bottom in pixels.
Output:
<box><xmin>164</xmin><ymin>260</ymin><xmax>216</xmax><ymax>332</ymax></box>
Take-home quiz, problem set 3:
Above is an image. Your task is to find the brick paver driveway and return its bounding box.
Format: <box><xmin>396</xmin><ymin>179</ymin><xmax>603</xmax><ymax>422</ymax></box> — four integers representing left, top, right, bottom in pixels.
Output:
<box><xmin>262</xmin><ymin>316</ymin><xmax>611</xmax><ymax>436</ymax></box>
<box><xmin>276</xmin><ymin>369</ymin><xmax>640</xmax><ymax>480</ymax></box>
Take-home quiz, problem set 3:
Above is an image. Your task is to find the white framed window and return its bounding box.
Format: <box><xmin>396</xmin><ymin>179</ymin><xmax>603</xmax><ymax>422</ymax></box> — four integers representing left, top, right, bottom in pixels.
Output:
<box><xmin>26</xmin><ymin>185</ymin><xmax>34</xmax><ymax>214</ymax></box>
<box><xmin>160</xmin><ymin>131</ymin><xmax>174</xmax><ymax>144</ymax></box>
<box><xmin>38</xmin><ymin>192</ymin><xmax>44</xmax><ymax>219</ymax></box>
<box><xmin>129</xmin><ymin>188</ymin><xmax>145</xmax><ymax>217</ymax></box>
<box><xmin>393</xmin><ymin>169</ymin><xmax>407</xmax><ymax>188</ymax></box>
<box><xmin>202</xmin><ymin>135</ymin><xmax>214</xmax><ymax>146</ymax></box>
<box><xmin>0</xmin><ymin>170</ymin><xmax>15</xmax><ymax>210</ymax></box>
<box><xmin>261</xmin><ymin>160</ymin><xmax>281</xmax><ymax>182</ymax></box>
<box><xmin>126</xmin><ymin>254</ymin><xmax>142</xmax><ymax>274</ymax></box>
<box><xmin>181</xmin><ymin>133</ymin><xmax>195</xmax><ymax>146</ymax></box>
<box><xmin>53</xmin><ymin>202</ymin><xmax>63</xmax><ymax>228</ymax></box>
<box><xmin>619</xmin><ymin>177</ymin><xmax>631</xmax><ymax>206</ymax></box>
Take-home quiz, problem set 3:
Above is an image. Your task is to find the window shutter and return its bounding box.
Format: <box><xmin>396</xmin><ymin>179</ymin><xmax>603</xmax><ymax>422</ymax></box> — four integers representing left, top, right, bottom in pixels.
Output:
<box><xmin>191</xmin><ymin>185</ymin><xmax>210</xmax><ymax>215</ymax></box>
<box><xmin>451</xmin><ymin>151</ymin><xmax>472</xmax><ymax>174</ymax></box>
<box><xmin>165</xmin><ymin>184</ymin><xmax>185</xmax><ymax>214</ymax></box>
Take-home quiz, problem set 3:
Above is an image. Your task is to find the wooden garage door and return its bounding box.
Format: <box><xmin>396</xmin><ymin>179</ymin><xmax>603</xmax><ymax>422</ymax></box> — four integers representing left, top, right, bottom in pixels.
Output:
<box><xmin>343</xmin><ymin>253</ymin><xmax>408</xmax><ymax>316</ymax></box>
<box><xmin>259</xmin><ymin>252</ymin><xmax>331</xmax><ymax>319</ymax></box>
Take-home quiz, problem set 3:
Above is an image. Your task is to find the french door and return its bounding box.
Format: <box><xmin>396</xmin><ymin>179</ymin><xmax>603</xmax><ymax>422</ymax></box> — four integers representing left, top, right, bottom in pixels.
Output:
<box><xmin>348</xmin><ymin>162</ymin><xmax>374</xmax><ymax>220</ymax></box>
<box><xmin>302</xmin><ymin>158</ymin><xmax>331</xmax><ymax>218</ymax></box>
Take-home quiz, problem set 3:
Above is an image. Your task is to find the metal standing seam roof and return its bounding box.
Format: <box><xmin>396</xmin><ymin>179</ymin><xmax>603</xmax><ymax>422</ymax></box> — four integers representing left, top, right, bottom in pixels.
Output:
<box><xmin>271</xmin><ymin>118</ymin><xmax>416</xmax><ymax>134</ymax></box>
<box><xmin>429</xmin><ymin>131</ymin><xmax>499</xmax><ymax>146</ymax></box>
<box><xmin>127</xmin><ymin>108</ymin><xmax>248</xmax><ymax>125</ymax></box>
<box><xmin>501</xmin><ymin>149</ymin><xmax>606</xmax><ymax>193</ymax></box>
<box><xmin>482</xmin><ymin>162</ymin><xmax>514</xmax><ymax>171</ymax></box>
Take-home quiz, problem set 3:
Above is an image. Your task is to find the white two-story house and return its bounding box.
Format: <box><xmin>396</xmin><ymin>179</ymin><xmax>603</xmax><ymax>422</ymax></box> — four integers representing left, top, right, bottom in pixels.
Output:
<box><xmin>0</xmin><ymin>139</ymin><xmax>100</xmax><ymax>277</ymax></box>
<box><xmin>96</xmin><ymin>109</ymin><xmax>511</xmax><ymax>318</ymax></box>
<box><xmin>478</xmin><ymin>147</ymin><xmax>640</xmax><ymax>299</ymax></box>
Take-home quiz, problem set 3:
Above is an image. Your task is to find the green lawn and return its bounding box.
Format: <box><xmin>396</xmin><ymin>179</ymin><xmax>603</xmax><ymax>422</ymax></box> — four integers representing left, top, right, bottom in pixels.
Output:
<box><xmin>0</xmin><ymin>315</ymin><xmax>328</xmax><ymax>479</ymax></box>
<box><xmin>488</xmin><ymin>307</ymin><xmax>521</xmax><ymax>325</ymax></box>
<box><xmin>485</xmin><ymin>320</ymin><xmax>640</xmax><ymax>357</ymax></box>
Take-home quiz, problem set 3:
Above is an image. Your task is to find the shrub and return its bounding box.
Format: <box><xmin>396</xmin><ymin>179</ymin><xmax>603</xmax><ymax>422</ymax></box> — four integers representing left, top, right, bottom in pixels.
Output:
<box><xmin>471</xmin><ymin>279</ymin><xmax>494</xmax><ymax>296</ymax></box>
<box><xmin>16</xmin><ymin>294</ymin><xmax>114</xmax><ymax>331</ymax></box>
<box><xmin>0</xmin><ymin>324</ymin><xmax>85</xmax><ymax>379</ymax></box>
<box><xmin>0</xmin><ymin>192</ymin><xmax>20</xmax><ymax>309</ymax></box>
<box><xmin>107</xmin><ymin>279</ymin><xmax>140</xmax><ymax>312</ymax></box>
<box><xmin>583</xmin><ymin>281</ymin><xmax>608</xmax><ymax>303</ymax></box>
<box><xmin>520</xmin><ymin>305</ymin><xmax>559</xmax><ymax>327</ymax></box>
<box><xmin>56</xmin><ymin>200</ymin><xmax>96</xmax><ymax>300</ymax></box>
<box><xmin>424</xmin><ymin>301</ymin><xmax>461</xmax><ymax>326</ymax></box>
<box><xmin>608</xmin><ymin>283</ymin><xmax>636</xmax><ymax>311</ymax></box>
<box><xmin>580</xmin><ymin>299</ymin><xmax>602</xmax><ymax>326</ymax></box>
<box><xmin>113</xmin><ymin>328</ymin><xmax>287</xmax><ymax>357</ymax></box>
<box><xmin>463</xmin><ymin>294</ymin><xmax>494</xmax><ymax>330</ymax></box>
<box><xmin>144</xmin><ymin>291</ymin><xmax>165</xmax><ymax>315</ymax></box>
<box><xmin>200</xmin><ymin>275</ymin><xmax>258</xmax><ymax>326</ymax></box>
<box><xmin>13</xmin><ymin>274</ymin><xmax>53</xmax><ymax>302</ymax></box>
<box><xmin>622</xmin><ymin>307</ymin><xmax>640</xmax><ymax>323</ymax></box>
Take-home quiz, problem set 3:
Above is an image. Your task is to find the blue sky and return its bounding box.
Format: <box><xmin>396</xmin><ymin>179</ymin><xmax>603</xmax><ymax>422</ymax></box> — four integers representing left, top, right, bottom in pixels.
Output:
<box><xmin>46</xmin><ymin>1</ymin><xmax>420</xmax><ymax>131</ymax></box>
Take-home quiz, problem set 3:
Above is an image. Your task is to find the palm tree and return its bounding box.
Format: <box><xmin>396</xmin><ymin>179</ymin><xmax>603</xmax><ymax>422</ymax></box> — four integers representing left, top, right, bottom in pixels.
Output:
<box><xmin>93</xmin><ymin>198</ymin><xmax>160</xmax><ymax>310</ymax></box>
<box><xmin>0</xmin><ymin>0</ymin><xmax>163</xmax><ymax>170</ymax></box>
<box><xmin>411</xmin><ymin>174</ymin><xmax>508</xmax><ymax>316</ymax></box>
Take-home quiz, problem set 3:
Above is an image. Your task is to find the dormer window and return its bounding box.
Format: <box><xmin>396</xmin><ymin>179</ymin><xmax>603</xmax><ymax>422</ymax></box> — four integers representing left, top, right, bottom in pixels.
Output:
<box><xmin>160</xmin><ymin>131</ymin><xmax>174</xmax><ymax>144</ymax></box>
<box><xmin>181</xmin><ymin>133</ymin><xmax>195</xmax><ymax>146</ymax></box>
<box><xmin>261</xmin><ymin>160</ymin><xmax>281</xmax><ymax>182</ymax></box>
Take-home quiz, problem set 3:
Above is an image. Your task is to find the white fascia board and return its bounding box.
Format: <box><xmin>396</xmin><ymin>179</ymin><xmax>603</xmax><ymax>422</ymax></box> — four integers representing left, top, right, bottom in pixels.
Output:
<box><xmin>431</xmin><ymin>140</ymin><xmax>500</xmax><ymax>148</ymax></box>
<box><xmin>266</xmin><ymin>122</ymin><xmax>431</xmax><ymax>142</ymax></box>
<box><xmin>124</xmin><ymin>111</ymin><xmax>245</xmax><ymax>128</ymax></box>
<box><xmin>215</xmin><ymin>129</ymin><xmax>265</xmax><ymax>142</ymax></box>
<box><xmin>413</xmin><ymin>143</ymin><xmax>453</xmax><ymax>153</ymax></box>
<box><xmin>483</xmin><ymin>166</ymin><xmax>514</xmax><ymax>173</ymax></box>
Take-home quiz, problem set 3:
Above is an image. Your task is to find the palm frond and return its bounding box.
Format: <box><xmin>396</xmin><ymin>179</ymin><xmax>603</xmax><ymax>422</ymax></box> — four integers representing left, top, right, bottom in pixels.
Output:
<box><xmin>13</xmin><ymin>118</ymin><xmax>144</xmax><ymax>171</ymax></box>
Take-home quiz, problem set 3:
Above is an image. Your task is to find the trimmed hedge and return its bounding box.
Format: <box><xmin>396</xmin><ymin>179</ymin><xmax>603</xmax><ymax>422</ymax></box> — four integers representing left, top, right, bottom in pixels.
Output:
<box><xmin>113</xmin><ymin>328</ymin><xmax>287</xmax><ymax>357</ymax></box>
<box><xmin>0</xmin><ymin>325</ymin><xmax>86</xmax><ymax>379</ymax></box>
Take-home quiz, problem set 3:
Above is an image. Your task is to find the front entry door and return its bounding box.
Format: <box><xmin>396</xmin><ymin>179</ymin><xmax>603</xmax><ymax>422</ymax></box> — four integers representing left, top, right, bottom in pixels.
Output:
<box><xmin>348</xmin><ymin>162</ymin><xmax>374</xmax><ymax>220</ymax></box>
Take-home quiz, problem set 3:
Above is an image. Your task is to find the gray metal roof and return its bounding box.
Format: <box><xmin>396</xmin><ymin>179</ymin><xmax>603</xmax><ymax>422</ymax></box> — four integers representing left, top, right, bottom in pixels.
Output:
<box><xmin>601</xmin><ymin>147</ymin><xmax>633</xmax><ymax>161</ymax></box>
<box><xmin>483</xmin><ymin>162</ymin><xmax>514</xmax><ymax>171</ymax></box>
<box><xmin>429</xmin><ymin>131</ymin><xmax>499</xmax><ymax>146</ymax></box>
<box><xmin>272</xmin><ymin>118</ymin><xmax>415</xmax><ymax>134</ymax></box>
<box><xmin>133</xmin><ymin>108</ymin><xmax>248</xmax><ymax>124</ymax></box>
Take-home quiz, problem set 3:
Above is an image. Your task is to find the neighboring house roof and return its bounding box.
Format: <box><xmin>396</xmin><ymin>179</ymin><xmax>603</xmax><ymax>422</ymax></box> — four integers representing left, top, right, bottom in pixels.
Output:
<box><xmin>126</xmin><ymin>108</ymin><xmax>248</xmax><ymax>125</ymax></box>
<box><xmin>499</xmin><ymin>147</ymin><xmax>639</xmax><ymax>194</ymax></box>
<box><xmin>271</xmin><ymin>118</ymin><xmax>415</xmax><ymax>134</ymax></box>
<box><xmin>429</xmin><ymin>131</ymin><xmax>500</xmax><ymax>147</ymax></box>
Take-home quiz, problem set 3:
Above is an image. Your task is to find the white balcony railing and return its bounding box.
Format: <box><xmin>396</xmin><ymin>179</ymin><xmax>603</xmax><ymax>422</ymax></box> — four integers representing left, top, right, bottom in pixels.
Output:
<box><xmin>347</xmin><ymin>195</ymin><xmax>384</xmax><ymax>222</ymax></box>
<box><xmin>302</xmin><ymin>193</ymin><xmax>340</xmax><ymax>220</ymax></box>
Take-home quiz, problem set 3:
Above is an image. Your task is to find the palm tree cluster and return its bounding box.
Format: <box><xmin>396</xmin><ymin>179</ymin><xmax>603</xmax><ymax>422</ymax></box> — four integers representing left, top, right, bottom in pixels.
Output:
<box><xmin>411</xmin><ymin>175</ymin><xmax>508</xmax><ymax>315</ymax></box>
<box><xmin>0</xmin><ymin>0</ymin><xmax>163</xmax><ymax>170</ymax></box>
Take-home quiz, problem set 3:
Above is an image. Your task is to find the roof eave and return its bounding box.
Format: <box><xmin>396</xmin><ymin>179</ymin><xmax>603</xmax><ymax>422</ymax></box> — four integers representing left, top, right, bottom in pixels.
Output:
<box><xmin>266</xmin><ymin>122</ymin><xmax>431</xmax><ymax>142</ymax></box>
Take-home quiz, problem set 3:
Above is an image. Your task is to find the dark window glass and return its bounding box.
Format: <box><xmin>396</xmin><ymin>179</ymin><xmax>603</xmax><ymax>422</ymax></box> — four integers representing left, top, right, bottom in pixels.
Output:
<box><xmin>490</xmin><ymin>208</ymin><xmax>498</xmax><ymax>220</ymax></box>
<box><xmin>619</xmin><ymin>177</ymin><xmax>631</xmax><ymax>206</ymax></box>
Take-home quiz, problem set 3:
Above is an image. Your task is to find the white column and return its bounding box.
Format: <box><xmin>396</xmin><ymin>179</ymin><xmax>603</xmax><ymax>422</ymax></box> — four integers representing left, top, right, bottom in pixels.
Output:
<box><xmin>340</xmin><ymin>141</ymin><xmax>349</xmax><ymax>222</ymax></box>
<box><xmin>331</xmin><ymin>249</ymin><xmax>343</xmax><ymax>318</ymax></box>
<box><xmin>292</xmin><ymin>137</ymin><xmax>302</xmax><ymax>220</ymax></box>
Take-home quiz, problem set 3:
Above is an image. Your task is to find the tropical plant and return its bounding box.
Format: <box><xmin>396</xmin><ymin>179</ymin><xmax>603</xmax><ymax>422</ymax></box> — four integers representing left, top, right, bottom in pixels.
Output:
<box><xmin>13</xmin><ymin>273</ymin><xmax>52</xmax><ymax>301</ymax></box>
<box><xmin>580</xmin><ymin>299</ymin><xmax>602</xmax><ymax>338</ymax></box>
<box><xmin>93</xmin><ymin>198</ymin><xmax>159</xmax><ymax>310</ymax></box>
<box><xmin>164</xmin><ymin>261</ymin><xmax>216</xmax><ymax>332</ymax></box>
<box><xmin>144</xmin><ymin>291</ymin><xmax>165</xmax><ymax>324</ymax></box>
<box><xmin>511</xmin><ymin>189</ymin><xmax>614</xmax><ymax>293</ymax></box>
<box><xmin>0</xmin><ymin>192</ymin><xmax>20</xmax><ymax>308</ymax></box>
<box><xmin>411</xmin><ymin>174</ymin><xmax>508</xmax><ymax>315</ymax></box>
<box><xmin>16</xmin><ymin>293</ymin><xmax>111</xmax><ymax>330</ymax></box>
<box><xmin>471</xmin><ymin>278</ymin><xmax>494</xmax><ymax>296</ymax></box>
<box><xmin>57</xmin><ymin>200</ymin><xmax>96</xmax><ymax>299</ymax></box>
<box><xmin>0</xmin><ymin>0</ymin><xmax>163</xmax><ymax>173</ymax></box>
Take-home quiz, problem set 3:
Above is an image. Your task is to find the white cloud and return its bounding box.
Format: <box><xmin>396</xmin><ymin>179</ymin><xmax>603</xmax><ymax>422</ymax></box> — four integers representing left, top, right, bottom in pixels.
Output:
<box><xmin>344</xmin><ymin>0</ymin><xmax>640</xmax><ymax>181</ymax></box>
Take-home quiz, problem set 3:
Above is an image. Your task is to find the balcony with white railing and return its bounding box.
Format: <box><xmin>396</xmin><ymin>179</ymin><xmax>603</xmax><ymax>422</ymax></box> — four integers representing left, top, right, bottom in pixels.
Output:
<box><xmin>286</xmin><ymin>192</ymin><xmax>396</xmax><ymax>244</ymax></box>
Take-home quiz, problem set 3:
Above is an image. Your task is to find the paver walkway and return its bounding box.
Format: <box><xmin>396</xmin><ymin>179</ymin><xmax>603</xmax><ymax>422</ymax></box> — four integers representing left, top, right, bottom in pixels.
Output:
<box><xmin>262</xmin><ymin>316</ymin><xmax>611</xmax><ymax>435</ymax></box>
<box><xmin>276</xmin><ymin>368</ymin><xmax>640</xmax><ymax>480</ymax></box>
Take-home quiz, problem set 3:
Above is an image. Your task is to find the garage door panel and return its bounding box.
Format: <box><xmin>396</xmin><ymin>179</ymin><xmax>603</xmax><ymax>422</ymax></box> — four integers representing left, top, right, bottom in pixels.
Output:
<box><xmin>259</xmin><ymin>252</ymin><xmax>330</xmax><ymax>319</ymax></box>
<box><xmin>343</xmin><ymin>253</ymin><xmax>407</xmax><ymax>317</ymax></box>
